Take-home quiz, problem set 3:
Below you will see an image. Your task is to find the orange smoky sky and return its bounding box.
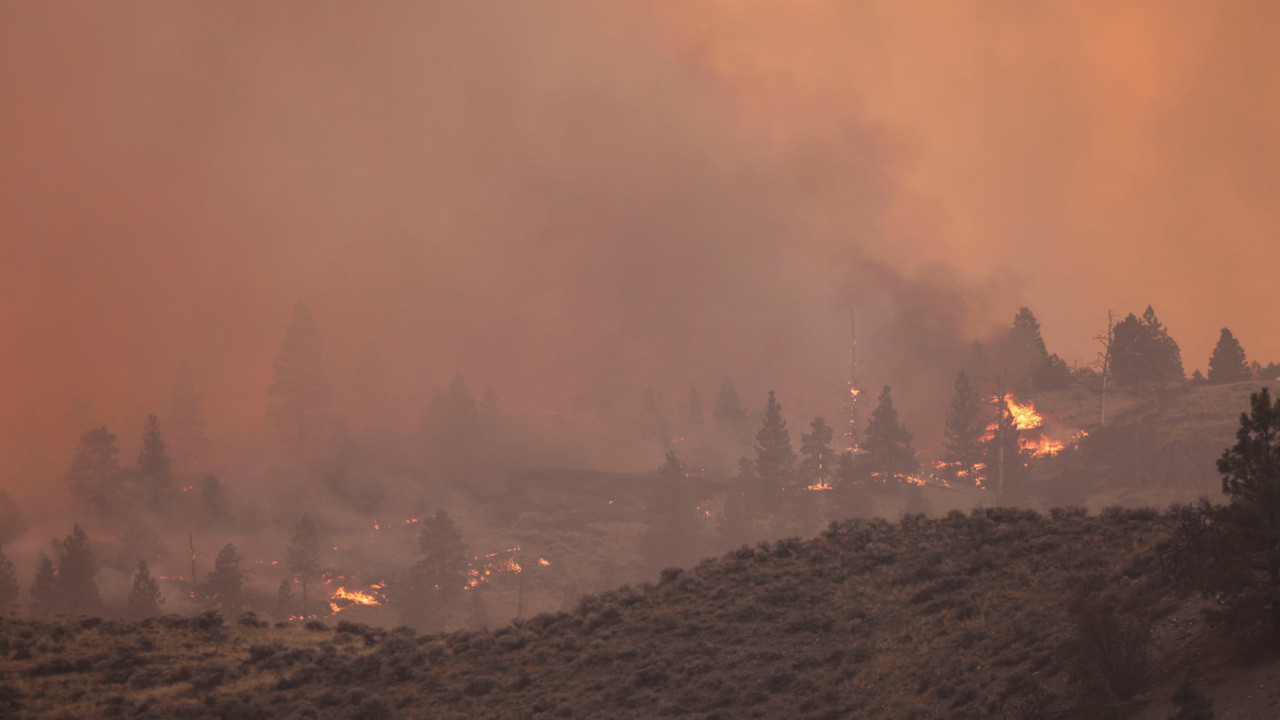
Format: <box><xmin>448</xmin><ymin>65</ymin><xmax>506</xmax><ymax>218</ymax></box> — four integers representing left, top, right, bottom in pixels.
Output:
<box><xmin>2</xmin><ymin>2</ymin><xmax>1279</xmax><ymax>496</ymax></box>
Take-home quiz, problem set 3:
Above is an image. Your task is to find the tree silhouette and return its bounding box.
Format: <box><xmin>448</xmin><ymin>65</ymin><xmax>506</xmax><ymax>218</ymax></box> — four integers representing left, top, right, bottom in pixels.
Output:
<box><xmin>30</xmin><ymin>555</ymin><xmax>58</xmax><ymax>615</ymax></box>
<box><xmin>862</xmin><ymin>386</ymin><xmax>918</xmax><ymax>480</ymax></box>
<box><xmin>126</xmin><ymin>560</ymin><xmax>163</xmax><ymax>620</ymax></box>
<box><xmin>640</xmin><ymin>451</ymin><xmax>703</xmax><ymax>571</ymax></box>
<box><xmin>799</xmin><ymin>417</ymin><xmax>835</xmax><ymax>489</ymax></box>
<box><xmin>58</xmin><ymin>524</ymin><xmax>101</xmax><ymax>615</ymax></box>
<box><xmin>0</xmin><ymin>546</ymin><xmax>18</xmax><ymax>614</ymax></box>
<box><xmin>204</xmin><ymin>544</ymin><xmax>245</xmax><ymax>614</ymax></box>
<box><xmin>678</xmin><ymin>386</ymin><xmax>705</xmax><ymax>433</ymax></box>
<box><xmin>166</xmin><ymin>362</ymin><xmax>207</xmax><ymax>472</ymax></box>
<box><xmin>1208</xmin><ymin>327</ymin><xmax>1250</xmax><ymax>384</ymax></box>
<box><xmin>713</xmin><ymin>376</ymin><xmax>750</xmax><ymax>444</ymax></box>
<box><xmin>136</xmin><ymin>415</ymin><xmax>173</xmax><ymax>511</ymax></box>
<box><xmin>197</xmin><ymin>475</ymin><xmax>231</xmax><ymax>526</ymax></box>
<box><xmin>286</xmin><ymin>515</ymin><xmax>321</xmax><ymax>609</ymax></box>
<box><xmin>401</xmin><ymin>509</ymin><xmax>470</xmax><ymax>631</ymax></box>
<box><xmin>943</xmin><ymin>369</ymin><xmax>987</xmax><ymax>486</ymax></box>
<box><xmin>1110</xmin><ymin>306</ymin><xmax>1184</xmax><ymax>386</ymax></box>
<box><xmin>718</xmin><ymin>457</ymin><xmax>759</xmax><ymax>547</ymax></box>
<box><xmin>0</xmin><ymin>490</ymin><xmax>26</xmax><ymax>546</ymax></box>
<box><xmin>65</xmin><ymin>427</ymin><xmax>122</xmax><ymax>518</ymax></box>
<box><xmin>754</xmin><ymin>391</ymin><xmax>796</xmax><ymax>493</ymax></box>
<box><xmin>267</xmin><ymin>301</ymin><xmax>331</xmax><ymax>452</ymax></box>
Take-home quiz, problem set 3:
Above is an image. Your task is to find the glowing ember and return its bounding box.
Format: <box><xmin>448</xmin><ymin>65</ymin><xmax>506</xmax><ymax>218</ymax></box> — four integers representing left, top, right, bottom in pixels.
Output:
<box><xmin>331</xmin><ymin>586</ymin><xmax>381</xmax><ymax>606</ymax></box>
<box><xmin>1020</xmin><ymin>437</ymin><xmax>1066</xmax><ymax>458</ymax></box>
<box><xmin>538</xmin><ymin>557</ymin><xmax>552</xmax><ymax>566</ymax></box>
<box><xmin>999</xmin><ymin>394</ymin><xmax>1043</xmax><ymax>430</ymax></box>
<box><xmin>805</xmin><ymin>481</ymin><xmax>834</xmax><ymax>491</ymax></box>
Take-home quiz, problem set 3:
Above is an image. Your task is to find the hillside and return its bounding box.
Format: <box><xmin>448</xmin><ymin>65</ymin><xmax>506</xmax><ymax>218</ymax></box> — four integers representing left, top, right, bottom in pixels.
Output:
<box><xmin>2</xmin><ymin>506</ymin><xmax>1244</xmax><ymax>720</ymax></box>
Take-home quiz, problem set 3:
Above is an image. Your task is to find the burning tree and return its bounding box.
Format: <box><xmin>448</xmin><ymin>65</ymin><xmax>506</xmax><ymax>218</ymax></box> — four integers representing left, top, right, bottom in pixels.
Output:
<box><xmin>942</xmin><ymin>369</ymin><xmax>986</xmax><ymax>486</ymax></box>
<box><xmin>799</xmin><ymin>418</ymin><xmax>835</xmax><ymax>490</ymax></box>
<box><xmin>861</xmin><ymin>386</ymin><xmax>917</xmax><ymax>482</ymax></box>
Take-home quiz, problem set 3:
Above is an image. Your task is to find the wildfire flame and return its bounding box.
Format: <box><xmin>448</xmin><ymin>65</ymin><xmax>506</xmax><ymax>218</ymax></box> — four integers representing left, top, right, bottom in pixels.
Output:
<box><xmin>805</xmin><ymin>481</ymin><xmax>834</xmax><ymax>491</ymax></box>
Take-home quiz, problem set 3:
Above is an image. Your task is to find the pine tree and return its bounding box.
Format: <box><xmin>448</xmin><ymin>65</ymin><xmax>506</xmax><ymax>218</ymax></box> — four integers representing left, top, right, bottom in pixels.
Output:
<box><xmin>640</xmin><ymin>451</ymin><xmax>703</xmax><ymax>571</ymax></box>
<box><xmin>274</xmin><ymin>578</ymin><xmax>294</xmax><ymax>620</ymax></box>
<box><xmin>65</xmin><ymin>427</ymin><xmax>122</xmax><ymax>518</ymax></box>
<box><xmin>0</xmin><ymin>490</ymin><xmax>26</xmax><ymax>545</ymax></box>
<box><xmin>266</xmin><ymin>301</ymin><xmax>331</xmax><ymax>451</ymax></box>
<box><xmin>1207</xmin><ymin>328</ymin><xmax>1250</xmax><ymax>384</ymax></box>
<box><xmin>166</xmin><ymin>362</ymin><xmax>207</xmax><ymax>472</ymax></box>
<box><xmin>1007</xmin><ymin>307</ymin><xmax>1050</xmax><ymax>392</ymax></box>
<box><xmin>197</xmin><ymin>475</ymin><xmax>231</xmax><ymax>525</ymax></box>
<box><xmin>426</xmin><ymin>372</ymin><xmax>484</xmax><ymax>452</ymax></box>
<box><xmin>679</xmin><ymin>386</ymin><xmax>705</xmax><ymax>432</ymax></box>
<box><xmin>401</xmin><ymin>509</ymin><xmax>470</xmax><ymax>631</ymax></box>
<box><xmin>126</xmin><ymin>560</ymin><xmax>163</xmax><ymax>620</ymax></box>
<box><xmin>755</xmin><ymin>391</ymin><xmax>796</xmax><ymax>493</ymax></box>
<box><xmin>799</xmin><ymin>418</ymin><xmax>834</xmax><ymax>488</ymax></box>
<box><xmin>943</xmin><ymin>370</ymin><xmax>987</xmax><ymax>485</ymax></box>
<box><xmin>862</xmin><ymin>386</ymin><xmax>918</xmax><ymax>480</ymax></box>
<box><xmin>204</xmin><ymin>543</ymin><xmax>245</xmax><ymax>614</ymax></box>
<box><xmin>713</xmin><ymin>377</ymin><xmax>749</xmax><ymax>442</ymax></box>
<box><xmin>30</xmin><ymin>555</ymin><xmax>58</xmax><ymax>615</ymax></box>
<box><xmin>0</xmin><ymin>545</ymin><xmax>18</xmax><ymax>613</ymax></box>
<box><xmin>58</xmin><ymin>524</ymin><xmax>101</xmax><ymax>615</ymax></box>
<box><xmin>718</xmin><ymin>457</ymin><xmax>758</xmax><ymax>547</ymax></box>
<box><xmin>136</xmin><ymin>415</ymin><xmax>173</xmax><ymax>512</ymax></box>
<box><xmin>286</xmin><ymin>515</ymin><xmax>321</xmax><ymax>609</ymax></box>
<box><xmin>1111</xmin><ymin>306</ymin><xmax>1185</xmax><ymax>386</ymax></box>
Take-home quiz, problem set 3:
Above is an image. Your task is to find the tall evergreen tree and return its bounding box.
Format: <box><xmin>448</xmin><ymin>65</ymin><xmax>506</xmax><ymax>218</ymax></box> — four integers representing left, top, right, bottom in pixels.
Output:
<box><xmin>426</xmin><ymin>372</ymin><xmax>484</xmax><ymax>451</ymax></box>
<box><xmin>401</xmin><ymin>509</ymin><xmax>470</xmax><ymax>631</ymax></box>
<box><xmin>799</xmin><ymin>418</ymin><xmax>835</xmax><ymax>488</ymax></box>
<box><xmin>286</xmin><ymin>515</ymin><xmax>321</xmax><ymax>609</ymax></box>
<box><xmin>166</xmin><ymin>362</ymin><xmax>207</xmax><ymax>472</ymax></box>
<box><xmin>943</xmin><ymin>369</ymin><xmax>987</xmax><ymax>485</ymax></box>
<box><xmin>679</xmin><ymin>386</ymin><xmax>705</xmax><ymax>432</ymax></box>
<box><xmin>755</xmin><ymin>392</ymin><xmax>796</xmax><ymax>493</ymax></box>
<box><xmin>1110</xmin><ymin>306</ymin><xmax>1185</xmax><ymax>386</ymax></box>
<box><xmin>718</xmin><ymin>457</ymin><xmax>758</xmax><ymax>547</ymax></box>
<box><xmin>197</xmin><ymin>475</ymin><xmax>231</xmax><ymax>525</ymax></box>
<box><xmin>30</xmin><ymin>555</ymin><xmax>58</xmax><ymax>615</ymax></box>
<box><xmin>204</xmin><ymin>543</ymin><xmax>245</xmax><ymax>614</ymax></box>
<box><xmin>0</xmin><ymin>490</ymin><xmax>26</xmax><ymax>545</ymax></box>
<box><xmin>713</xmin><ymin>377</ymin><xmax>749</xmax><ymax>441</ymax></box>
<box><xmin>0</xmin><ymin>545</ymin><xmax>18</xmax><ymax>613</ymax></box>
<box><xmin>640</xmin><ymin>451</ymin><xmax>703</xmax><ymax>570</ymax></box>
<box><xmin>58</xmin><ymin>525</ymin><xmax>101</xmax><ymax>615</ymax></box>
<box><xmin>1007</xmin><ymin>307</ymin><xmax>1050</xmax><ymax>391</ymax></box>
<box><xmin>65</xmin><ymin>427</ymin><xmax>122</xmax><ymax>518</ymax></box>
<box><xmin>862</xmin><ymin>386</ymin><xmax>918</xmax><ymax>480</ymax></box>
<box><xmin>266</xmin><ymin>301</ymin><xmax>331</xmax><ymax>451</ymax></box>
<box><xmin>1208</xmin><ymin>328</ymin><xmax>1250</xmax><ymax>384</ymax></box>
<box><xmin>126</xmin><ymin>560</ymin><xmax>163</xmax><ymax>620</ymax></box>
<box><xmin>1203</xmin><ymin>388</ymin><xmax>1280</xmax><ymax>642</ymax></box>
<box><xmin>136</xmin><ymin>415</ymin><xmax>173</xmax><ymax>511</ymax></box>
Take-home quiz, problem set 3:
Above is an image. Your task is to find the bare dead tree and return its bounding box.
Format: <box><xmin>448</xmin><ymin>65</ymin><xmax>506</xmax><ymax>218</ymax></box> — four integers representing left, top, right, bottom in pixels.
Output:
<box><xmin>1093</xmin><ymin>310</ymin><xmax>1116</xmax><ymax>427</ymax></box>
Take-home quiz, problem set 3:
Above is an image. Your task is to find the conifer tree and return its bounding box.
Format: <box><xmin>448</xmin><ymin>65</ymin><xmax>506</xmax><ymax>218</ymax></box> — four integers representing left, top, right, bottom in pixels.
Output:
<box><xmin>401</xmin><ymin>509</ymin><xmax>470</xmax><ymax>631</ymax></box>
<box><xmin>30</xmin><ymin>555</ymin><xmax>58</xmax><ymax>615</ymax></box>
<box><xmin>799</xmin><ymin>418</ymin><xmax>835</xmax><ymax>488</ymax></box>
<box><xmin>136</xmin><ymin>415</ymin><xmax>173</xmax><ymax>511</ymax></box>
<box><xmin>1110</xmin><ymin>306</ymin><xmax>1185</xmax><ymax>386</ymax></box>
<box><xmin>755</xmin><ymin>391</ymin><xmax>796</xmax><ymax>492</ymax></box>
<box><xmin>713</xmin><ymin>377</ymin><xmax>749</xmax><ymax>442</ymax></box>
<box><xmin>943</xmin><ymin>369</ymin><xmax>987</xmax><ymax>485</ymax></box>
<box><xmin>286</xmin><ymin>515</ymin><xmax>321</xmax><ymax>608</ymax></box>
<box><xmin>58</xmin><ymin>524</ymin><xmax>101</xmax><ymax>615</ymax></box>
<box><xmin>126</xmin><ymin>560</ymin><xmax>163</xmax><ymax>620</ymax></box>
<box><xmin>274</xmin><ymin>578</ymin><xmax>294</xmax><ymax>620</ymax></box>
<box><xmin>266</xmin><ymin>301</ymin><xmax>331</xmax><ymax>451</ymax></box>
<box><xmin>1007</xmin><ymin>307</ymin><xmax>1050</xmax><ymax>391</ymax></box>
<box><xmin>426</xmin><ymin>372</ymin><xmax>484</xmax><ymax>452</ymax></box>
<box><xmin>1207</xmin><ymin>327</ymin><xmax>1250</xmax><ymax>384</ymax></box>
<box><xmin>0</xmin><ymin>546</ymin><xmax>18</xmax><ymax>614</ymax></box>
<box><xmin>65</xmin><ymin>427</ymin><xmax>122</xmax><ymax>518</ymax></box>
<box><xmin>197</xmin><ymin>475</ymin><xmax>231</xmax><ymax>526</ymax></box>
<box><xmin>718</xmin><ymin>457</ymin><xmax>758</xmax><ymax>547</ymax></box>
<box><xmin>640</xmin><ymin>451</ymin><xmax>703</xmax><ymax>570</ymax></box>
<box><xmin>679</xmin><ymin>386</ymin><xmax>704</xmax><ymax>432</ymax></box>
<box><xmin>204</xmin><ymin>543</ymin><xmax>245</xmax><ymax>613</ymax></box>
<box><xmin>862</xmin><ymin>386</ymin><xmax>918</xmax><ymax>480</ymax></box>
<box><xmin>166</xmin><ymin>362</ymin><xmax>207</xmax><ymax>471</ymax></box>
<box><xmin>0</xmin><ymin>490</ymin><xmax>26</xmax><ymax>546</ymax></box>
